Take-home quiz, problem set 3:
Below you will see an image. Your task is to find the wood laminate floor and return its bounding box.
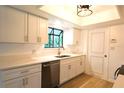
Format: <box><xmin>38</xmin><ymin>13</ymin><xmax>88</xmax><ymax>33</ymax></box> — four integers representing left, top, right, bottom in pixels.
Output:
<box><xmin>61</xmin><ymin>74</ymin><xmax>113</xmax><ymax>88</ymax></box>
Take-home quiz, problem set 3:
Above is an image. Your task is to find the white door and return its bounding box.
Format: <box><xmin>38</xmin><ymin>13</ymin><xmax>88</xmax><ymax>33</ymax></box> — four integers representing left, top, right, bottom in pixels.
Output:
<box><xmin>88</xmin><ymin>28</ymin><xmax>109</xmax><ymax>80</ymax></box>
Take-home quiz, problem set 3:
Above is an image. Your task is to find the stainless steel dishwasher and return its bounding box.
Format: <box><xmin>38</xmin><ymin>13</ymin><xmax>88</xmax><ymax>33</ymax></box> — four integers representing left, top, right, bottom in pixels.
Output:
<box><xmin>42</xmin><ymin>60</ymin><xmax>60</xmax><ymax>88</ymax></box>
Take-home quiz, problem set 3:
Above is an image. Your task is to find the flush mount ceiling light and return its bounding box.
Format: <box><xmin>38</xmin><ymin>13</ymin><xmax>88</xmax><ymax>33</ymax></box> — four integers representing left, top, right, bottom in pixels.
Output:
<box><xmin>77</xmin><ymin>5</ymin><xmax>93</xmax><ymax>17</ymax></box>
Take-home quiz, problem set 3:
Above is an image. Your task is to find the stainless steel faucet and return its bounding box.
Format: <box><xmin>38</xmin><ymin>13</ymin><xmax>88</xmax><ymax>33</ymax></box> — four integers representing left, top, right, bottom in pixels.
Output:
<box><xmin>58</xmin><ymin>47</ymin><xmax>65</xmax><ymax>56</ymax></box>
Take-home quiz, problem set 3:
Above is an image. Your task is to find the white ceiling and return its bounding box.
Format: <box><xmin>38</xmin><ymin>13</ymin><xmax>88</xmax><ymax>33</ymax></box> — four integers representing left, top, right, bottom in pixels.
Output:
<box><xmin>39</xmin><ymin>5</ymin><xmax>120</xmax><ymax>26</ymax></box>
<box><xmin>11</xmin><ymin>5</ymin><xmax>124</xmax><ymax>29</ymax></box>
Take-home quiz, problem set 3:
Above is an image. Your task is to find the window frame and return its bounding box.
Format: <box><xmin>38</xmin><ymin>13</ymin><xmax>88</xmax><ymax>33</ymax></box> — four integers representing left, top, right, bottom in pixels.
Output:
<box><xmin>45</xmin><ymin>27</ymin><xmax>64</xmax><ymax>48</ymax></box>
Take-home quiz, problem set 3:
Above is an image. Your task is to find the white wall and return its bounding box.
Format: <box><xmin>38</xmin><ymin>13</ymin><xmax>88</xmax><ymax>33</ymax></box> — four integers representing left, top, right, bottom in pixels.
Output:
<box><xmin>81</xmin><ymin>24</ymin><xmax>124</xmax><ymax>81</ymax></box>
<box><xmin>80</xmin><ymin>30</ymin><xmax>88</xmax><ymax>55</ymax></box>
<box><xmin>109</xmin><ymin>24</ymin><xmax>124</xmax><ymax>81</ymax></box>
<box><xmin>0</xmin><ymin>43</ymin><xmax>80</xmax><ymax>56</ymax></box>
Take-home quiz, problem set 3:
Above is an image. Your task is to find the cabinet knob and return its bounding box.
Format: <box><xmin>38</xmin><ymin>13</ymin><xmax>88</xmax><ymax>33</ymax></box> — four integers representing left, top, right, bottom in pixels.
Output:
<box><xmin>104</xmin><ymin>55</ymin><xmax>107</xmax><ymax>58</ymax></box>
<box><xmin>80</xmin><ymin>61</ymin><xmax>82</xmax><ymax>65</ymax></box>
<box><xmin>68</xmin><ymin>65</ymin><xmax>71</xmax><ymax>69</ymax></box>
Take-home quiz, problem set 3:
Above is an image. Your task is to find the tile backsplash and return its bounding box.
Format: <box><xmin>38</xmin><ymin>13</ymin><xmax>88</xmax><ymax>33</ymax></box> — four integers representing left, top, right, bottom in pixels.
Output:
<box><xmin>0</xmin><ymin>43</ymin><xmax>82</xmax><ymax>56</ymax></box>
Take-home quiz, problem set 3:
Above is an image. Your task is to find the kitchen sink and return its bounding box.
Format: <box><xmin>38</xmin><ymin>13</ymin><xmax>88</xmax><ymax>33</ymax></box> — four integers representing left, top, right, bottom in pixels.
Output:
<box><xmin>55</xmin><ymin>55</ymin><xmax>71</xmax><ymax>58</ymax></box>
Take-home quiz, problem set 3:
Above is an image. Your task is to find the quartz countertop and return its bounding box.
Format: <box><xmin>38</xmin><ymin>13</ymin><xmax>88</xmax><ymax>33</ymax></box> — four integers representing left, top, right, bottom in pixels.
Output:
<box><xmin>113</xmin><ymin>75</ymin><xmax>124</xmax><ymax>88</ymax></box>
<box><xmin>0</xmin><ymin>54</ymin><xmax>84</xmax><ymax>70</ymax></box>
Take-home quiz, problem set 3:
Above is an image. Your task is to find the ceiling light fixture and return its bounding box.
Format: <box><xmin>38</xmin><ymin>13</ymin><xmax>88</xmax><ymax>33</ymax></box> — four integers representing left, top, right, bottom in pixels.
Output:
<box><xmin>77</xmin><ymin>5</ymin><xmax>93</xmax><ymax>17</ymax></box>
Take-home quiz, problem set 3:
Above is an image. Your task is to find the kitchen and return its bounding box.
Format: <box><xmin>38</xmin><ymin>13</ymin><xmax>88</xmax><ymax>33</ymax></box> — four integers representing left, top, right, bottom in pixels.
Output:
<box><xmin>0</xmin><ymin>5</ymin><xmax>124</xmax><ymax>88</ymax></box>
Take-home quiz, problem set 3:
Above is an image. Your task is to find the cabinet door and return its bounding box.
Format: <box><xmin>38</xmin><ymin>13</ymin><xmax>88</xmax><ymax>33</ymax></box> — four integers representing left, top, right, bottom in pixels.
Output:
<box><xmin>80</xmin><ymin>56</ymin><xmax>85</xmax><ymax>73</ymax></box>
<box><xmin>76</xmin><ymin>58</ymin><xmax>84</xmax><ymax>75</ymax></box>
<box><xmin>4</xmin><ymin>72</ymin><xmax>41</xmax><ymax>88</ymax></box>
<box><xmin>4</xmin><ymin>77</ymin><xmax>24</xmax><ymax>88</ymax></box>
<box><xmin>76</xmin><ymin>60</ymin><xmax>83</xmax><ymax>75</ymax></box>
<box><xmin>60</xmin><ymin>61</ymin><xmax>70</xmax><ymax>84</ymax></box>
<box><xmin>28</xmin><ymin>14</ymin><xmax>38</xmax><ymax>43</ymax></box>
<box><xmin>73</xmin><ymin>29</ymin><xmax>81</xmax><ymax>45</ymax></box>
<box><xmin>25</xmin><ymin>72</ymin><xmax>41</xmax><ymax>88</ymax></box>
<box><xmin>38</xmin><ymin>18</ymin><xmax>48</xmax><ymax>44</ymax></box>
<box><xmin>0</xmin><ymin>6</ymin><xmax>27</xmax><ymax>43</ymax></box>
<box><xmin>69</xmin><ymin>61</ymin><xmax>76</xmax><ymax>79</ymax></box>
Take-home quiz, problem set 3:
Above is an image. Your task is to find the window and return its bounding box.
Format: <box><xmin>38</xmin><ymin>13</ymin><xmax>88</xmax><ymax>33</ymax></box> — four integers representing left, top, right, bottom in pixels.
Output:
<box><xmin>45</xmin><ymin>27</ymin><xmax>63</xmax><ymax>48</ymax></box>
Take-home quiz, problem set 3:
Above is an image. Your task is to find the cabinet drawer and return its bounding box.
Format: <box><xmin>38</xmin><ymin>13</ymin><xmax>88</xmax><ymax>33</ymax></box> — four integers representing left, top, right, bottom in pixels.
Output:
<box><xmin>1</xmin><ymin>64</ymin><xmax>41</xmax><ymax>81</ymax></box>
<box><xmin>61</xmin><ymin>56</ymin><xmax>82</xmax><ymax>63</ymax></box>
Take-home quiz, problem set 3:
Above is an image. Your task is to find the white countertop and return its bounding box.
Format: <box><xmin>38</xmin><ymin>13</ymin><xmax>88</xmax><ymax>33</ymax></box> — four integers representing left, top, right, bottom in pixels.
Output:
<box><xmin>113</xmin><ymin>75</ymin><xmax>124</xmax><ymax>88</ymax></box>
<box><xmin>0</xmin><ymin>54</ymin><xmax>84</xmax><ymax>70</ymax></box>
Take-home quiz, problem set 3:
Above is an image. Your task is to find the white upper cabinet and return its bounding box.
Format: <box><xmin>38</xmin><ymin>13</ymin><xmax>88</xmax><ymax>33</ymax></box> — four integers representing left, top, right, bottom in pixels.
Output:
<box><xmin>39</xmin><ymin>18</ymin><xmax>48</xmax><ymax>44</ymax></box>
<box><xmin>27</xmin><ymin>14</ymin><xmax>48</xmax><ymax>44</ymax></box>
<box><xmin>73</xmin><ymin>29</ymin><xmax>81</xmax><ymax>45</ymax></box>
<box><xmin>0</xmin><ymin>6</ymin><xmax>48</xmax><ymax>44</ymax></box>
<box><xmin>63</xmin><ymin>28</ymin><xmax>81</xmax><ymax>45</ymax></box>
<box><xmin>0</xmin><ymin>6</ymin><xmax>27</xmax><ymax>43</ymax></box>
<box><xmin>28</xmin><ymin>14</ymin><xmax>38</xmax><ymax>43</ymax></box>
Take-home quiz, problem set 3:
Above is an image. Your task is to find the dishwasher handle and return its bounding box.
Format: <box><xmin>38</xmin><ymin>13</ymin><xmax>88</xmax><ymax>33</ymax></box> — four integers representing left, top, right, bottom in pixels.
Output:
<box><xmin>43</xmin><ymin>64</ymin><xmax>50</xmax><ymax>67</ymax></box>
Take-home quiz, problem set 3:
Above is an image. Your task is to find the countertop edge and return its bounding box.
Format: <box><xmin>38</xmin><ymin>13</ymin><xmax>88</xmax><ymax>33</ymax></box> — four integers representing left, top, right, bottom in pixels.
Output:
<box><xmin>0</xmin><ymin>54</ymin><xmax>85</xmax><ymax>70</ymax></box>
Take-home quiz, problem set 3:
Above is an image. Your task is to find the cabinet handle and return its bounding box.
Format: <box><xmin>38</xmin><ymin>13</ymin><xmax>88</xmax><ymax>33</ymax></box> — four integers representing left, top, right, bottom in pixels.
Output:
<box><xmin>43</xmin><ymin>64</ymin><xmax>50</xmax><ymax>67</ymax></box>
<box><xmin>80</xmin><ymin>61</ymin><xmax>82</xmax><ymax>65</ymax></box>
<box><xmin>21</xmin><ymin>70</ymin><xmax>29</xmax><ymax>74</ymax></box>
<box><xmin>22</xmin><ymin>78</ymin><xmax>28</xmax><ymax>86</ymax></box>
<box><xmin>37</xmin><ymin>37</ymin><xmax>41</xmax><ymax>42</ymax></box>
<box><xmin>24</xmin><ymin>36</ymin><xmax>28</xmax><ymax>42</ymax></box>
<box><xmin>39</xmin><ymin>37</ymin><xmax>41</xmax><ymax>42</ymax></box>
<box><xmin>37</xmin><ymin>37</ymin><xmax>39</xmax><ymax>42</ymax></box>
<box><xmin>25</xmin><ymin>78</ymin><xmax>28</xmax><ymax>85</ymax></box>
<box><xmin>22</xmin><ymin>78</ymin><xmax>26</xmax><ymax>86</ymax></box>
<box><xmin>68</xmin><ymin>65</ymin><xmax>71</xmax><ymax>69</ymax></box>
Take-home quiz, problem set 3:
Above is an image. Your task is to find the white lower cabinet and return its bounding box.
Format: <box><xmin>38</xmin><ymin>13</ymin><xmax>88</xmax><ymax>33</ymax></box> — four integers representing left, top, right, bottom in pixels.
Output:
<box><xmin>4</xmin><ymin>77</ymin><xmax>24</xmax><ymax>88</ymax></box>
<box><xmin>60</xmin><ymin>56</ymin><xmax>84</xmax><ymax>84</ymax></box>
<box><xmin>69</xmin><ymin>61</ymin><xmax>76</xmax><ymax>79</ymax></box>
<box><xmin>24</xmin><ymin>72</ymin><xmax>41</xmax><ymax>88</ymax></box>
<box><xmin>1</xmin><ymin>64</ymin><xmax>41</xmax><ymax>88</ymax></box>
<box><xmin>75</xmin><ymin>59</ymin><xmax>84</xmax><ymax>76</ymax></box>
<box><xmin>4</xmin><ymin>72</ymin><xmax>41</xmax><ymax>88</ymax></box>
<box><xmin>60</xmin><ymin>61</ymin><xmax>70</xmax><ymax>84</ymax></box>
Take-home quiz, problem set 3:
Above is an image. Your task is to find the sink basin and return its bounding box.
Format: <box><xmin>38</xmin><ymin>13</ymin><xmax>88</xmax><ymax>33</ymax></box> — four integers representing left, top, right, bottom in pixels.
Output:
<box><xmin>55</xmin><ymin>55</ymin><xmax>71</xmax><ymax>58</ymax></box>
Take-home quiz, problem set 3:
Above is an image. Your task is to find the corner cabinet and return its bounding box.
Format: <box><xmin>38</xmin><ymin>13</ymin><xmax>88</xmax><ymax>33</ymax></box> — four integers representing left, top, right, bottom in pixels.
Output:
<box><xmin>60</xmin><ymin>56</ymin><xmax>84</xmax><ymax>84</ymax></box>
<box><xmin>63</xmin><ymin>28</ymin><xmax>81</xmax><ymax>45</ymax></box>
<box><xmin>73</xmin><ymin>29</ymin><xmax>81</xmax><ymax>45</ymax></box>
<box><xmin>0</xmin><ymin>6</ymin><xmax>48</xmax><ymax>44</ymax></box>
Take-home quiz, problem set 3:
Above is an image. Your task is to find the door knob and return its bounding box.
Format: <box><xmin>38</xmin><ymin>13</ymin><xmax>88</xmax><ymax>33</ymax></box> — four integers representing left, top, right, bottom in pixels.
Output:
<box><xmin>104</xmin><ymin>55</ymin><xmax>107</xmax><ymax>58</ymax></box>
